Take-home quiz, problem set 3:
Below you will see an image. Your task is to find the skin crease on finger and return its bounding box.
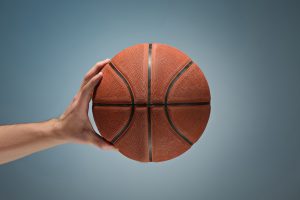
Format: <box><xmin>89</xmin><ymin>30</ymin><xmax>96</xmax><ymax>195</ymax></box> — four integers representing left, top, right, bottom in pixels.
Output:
<box><xmin>0</xmin><ymin>59</ymin><xmax>117</xmax><ymax>165</ymax></box>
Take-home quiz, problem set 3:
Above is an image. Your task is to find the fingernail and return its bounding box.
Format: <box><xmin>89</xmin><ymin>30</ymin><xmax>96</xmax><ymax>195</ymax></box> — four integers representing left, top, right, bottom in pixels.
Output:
<box><xmin>99</xmin><ymin>72</ymin><xmax>103</xmax><ymax>76</ymax></box>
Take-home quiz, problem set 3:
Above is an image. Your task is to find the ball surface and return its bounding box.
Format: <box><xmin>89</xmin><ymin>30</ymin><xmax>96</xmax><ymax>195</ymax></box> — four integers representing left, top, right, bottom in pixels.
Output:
<box><xmin>92</xmin><ymin>43</ymin><xmax>210</xmax><ymax>162</ymax></box>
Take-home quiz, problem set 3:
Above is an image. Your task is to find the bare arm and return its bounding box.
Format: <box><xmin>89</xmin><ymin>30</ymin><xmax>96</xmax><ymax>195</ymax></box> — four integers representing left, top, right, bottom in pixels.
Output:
<box><xmin>0</xmin><ymin>59</ymin><xmax>116</xmax><ymax>165</ymax></box>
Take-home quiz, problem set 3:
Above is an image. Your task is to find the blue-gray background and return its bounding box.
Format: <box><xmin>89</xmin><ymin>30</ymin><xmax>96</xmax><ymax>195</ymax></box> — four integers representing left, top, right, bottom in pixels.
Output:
<box><xmin>0</xmin><ymin>0</ymin><xmax>299</xmax><ymax>199</ymax></box>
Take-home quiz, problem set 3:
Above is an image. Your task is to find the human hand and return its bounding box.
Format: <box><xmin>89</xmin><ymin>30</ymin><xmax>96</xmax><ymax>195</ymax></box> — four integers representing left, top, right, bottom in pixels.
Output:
<box><xmin>55</xmin><ymin>59</ymin><xmax>116</xmax><ymax>151</ymax></box>
<box><xmin>0</xmin><ymin>59</ymin><xmax>116</xmax><ymax>165</ymax></box>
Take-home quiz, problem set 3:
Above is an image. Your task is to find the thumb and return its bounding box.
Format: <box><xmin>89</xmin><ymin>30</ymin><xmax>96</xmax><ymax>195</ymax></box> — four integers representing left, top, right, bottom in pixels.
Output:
<box><xmin>89</xmin><ymin>132</ymin><xmax>118</xmax><ymax>151</ymax></box>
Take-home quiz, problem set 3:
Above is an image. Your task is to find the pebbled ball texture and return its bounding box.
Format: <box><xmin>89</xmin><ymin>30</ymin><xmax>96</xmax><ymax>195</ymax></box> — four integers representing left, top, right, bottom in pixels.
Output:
<box><xmin>92</xmin><ymin>43</ymin><xmax>211</xmax><ymax>162</ymax></box>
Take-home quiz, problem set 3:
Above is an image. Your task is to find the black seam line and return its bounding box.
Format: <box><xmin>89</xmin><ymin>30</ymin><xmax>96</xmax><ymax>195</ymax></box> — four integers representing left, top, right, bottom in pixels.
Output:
<box><xmin>109</xmin><ymin>62</ymin><xmax>135</xmax><ymax>144</ymax></box>
<box><xmin>109</xmin><ymin>62</ymin><xmax>135</xmax><ymax>103</ymax></box>
<box><xmin>147</xmin><ymin>106</ymin><xmax>152</xmax><ymax>161</ymax></box>
<box><xmin>148</xmin><ymin>44</ymin><xmax>152</xmax><ymax>105</ymax></box>
<box><xmin>93</xmin><ymin>102</ymin><xmax>210</xmax><ymax>107</ymax></box>
<box><xmin>165</xmin><ymin>60</ymin><xmax>194</xmax><ymax>103</ymax></box>
<box><xmin>164</xmin><ymin>60</ymin><xmax>194</xmax><ymax>146</ymax></box>
<box><xmin>164</xmin><ymin>106</ymin><xmax>193</xmax><ymax>145</ymax></box>
<box><xmin>148</xmin><ymin>43</ymin><xmax>153</xmax><ymax>162</ymax></box>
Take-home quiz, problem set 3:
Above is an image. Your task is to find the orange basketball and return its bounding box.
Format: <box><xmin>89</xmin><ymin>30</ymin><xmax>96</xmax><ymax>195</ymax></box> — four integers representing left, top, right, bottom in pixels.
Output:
<box><xmin>92</xmin><ymin>43</ymin><xmax>211</xmax><ymax>162</ymax></box>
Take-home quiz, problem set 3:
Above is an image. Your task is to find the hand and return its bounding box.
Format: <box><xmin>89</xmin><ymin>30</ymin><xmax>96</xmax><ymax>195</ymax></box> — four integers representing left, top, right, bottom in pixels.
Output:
<box><xmin>56</xmin><ymin>59</ymin><xmax>116</xmax><ymax>151</ymax></box>
<box><xmin>0</xmin><ymin>59</ymin><xmax>116</xmax><ymax>165</ymax></box>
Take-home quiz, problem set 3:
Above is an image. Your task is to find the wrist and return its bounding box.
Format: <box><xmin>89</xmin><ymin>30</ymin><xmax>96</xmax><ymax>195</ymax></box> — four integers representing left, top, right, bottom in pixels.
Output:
<box><xmin>46</xmin><ymin>118</ymin><xmax>69</xmax><ymax>144</ymax></box>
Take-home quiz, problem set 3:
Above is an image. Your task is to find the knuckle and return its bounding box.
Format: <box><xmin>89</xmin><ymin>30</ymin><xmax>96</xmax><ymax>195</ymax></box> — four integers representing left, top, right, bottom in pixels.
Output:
<box><xmin>96</xmin><ymin>61</ymin><xmax>103</xmax><ymax>66</ymax></box>
<box><xmin>92</xmin><ymin>75</ymin><xmax>99</xmax><ymax>81</ymax></box>
<box><xmin>83</xmin><ymin>74</ymin><xmax>90</xmax><ymax>81</ymax></box>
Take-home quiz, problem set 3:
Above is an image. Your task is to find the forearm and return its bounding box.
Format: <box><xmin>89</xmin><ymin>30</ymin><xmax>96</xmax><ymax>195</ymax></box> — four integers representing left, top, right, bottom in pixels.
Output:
<box><xmin>0</xmin><ymin>119</ymin><xmax>66</xmax><ymax>164</ymax></box>
<box><xmin>0</xmin><ymin>60</ymin><xmax>114</xmax><ymax>165</ymax></box>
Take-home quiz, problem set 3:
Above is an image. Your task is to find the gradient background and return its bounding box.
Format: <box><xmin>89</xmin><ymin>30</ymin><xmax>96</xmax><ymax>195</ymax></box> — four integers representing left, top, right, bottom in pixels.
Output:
<box><xmin>0</xmin><ymin>0</ymin><xmax>299</xmax><ymax>199</ymax></box>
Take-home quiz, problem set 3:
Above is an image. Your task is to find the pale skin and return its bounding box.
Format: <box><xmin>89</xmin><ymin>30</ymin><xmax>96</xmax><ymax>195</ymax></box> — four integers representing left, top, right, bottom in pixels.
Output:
<box><xmin>0</xmin><ymin>59</ymin><xmax>117</xmax><ymax>165</ymax></box>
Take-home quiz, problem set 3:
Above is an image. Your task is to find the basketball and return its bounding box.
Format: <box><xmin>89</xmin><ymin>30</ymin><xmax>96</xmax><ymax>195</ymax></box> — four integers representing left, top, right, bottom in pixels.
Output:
<box><xmin>92</xmin><ymin>43</ymin><xmax>211</xmax><ymax>162</ymax></box>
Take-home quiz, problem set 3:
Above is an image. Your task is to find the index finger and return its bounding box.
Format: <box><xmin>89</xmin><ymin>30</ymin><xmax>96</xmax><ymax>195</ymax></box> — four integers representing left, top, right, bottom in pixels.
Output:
<box><xmin>80</xmin><ymin>59</ymin><xmax>110</xmax><ymax>89</ymax></box>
